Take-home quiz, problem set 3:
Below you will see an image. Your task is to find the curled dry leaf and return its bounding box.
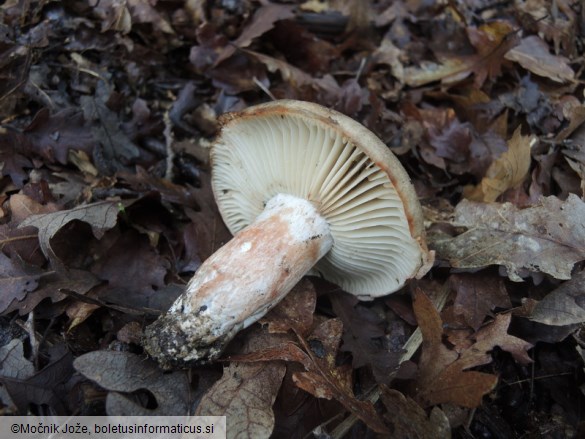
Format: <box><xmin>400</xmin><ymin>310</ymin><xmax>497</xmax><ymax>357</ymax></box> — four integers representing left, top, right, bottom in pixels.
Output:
<box><xmin>429</xmin><ymin>194</ymin><xmax>585</xmax><ymax>281</ymax></box>
<box><xmin>505</xmin><ymin>35</ymin><xmax>575</xmax><ymax>83</ymax></box>
<box><xmin>464</xmin><ymin>127</ymin><xmax>537</xmax><ymax>202</ymax></box>
<box><xmin>19</xmin><ymin>201</ymin><xmax>121</xmax><ymax>269</ymax></box>
<box><xmin>458</xmin><ymin>313</ymin><xmax>533</xmax><ymax>368</ymax></box>
<box><xmin>3</xmin><ymin>269</ymin><xmax>100</xmax><ymax>316</ymax></box>
<box><xmin>404</xmin><ymin>21</ymin><xmax>518</xmax><ymax>88</ymax></box>
<box><xmin>530</xmin><ymin>270</ymin><xmax>585</xmax><ymax>326</ymax></box>
<box><xmin>127</xmin><ymin>0</ymin><xmax>174</xmax><ymax>34</ymax></box>
<box><xmin>243</xmin><ymin>49</ymin><xmax>343</xmax><ymax>101</ymax></box>
<box><xmin>214</xmin><ymin>4</ymin><xmax>294</xmax><ymax>66</ymax></box>
<box><xmin>195</xmin><ymin>362</ymin><xmax>286</xmax><ymax>439</ymax></box>
<box><xmin>74</xmin><ymin>351</ymin><xmax>190</xmax><ymax>416</ymax></box>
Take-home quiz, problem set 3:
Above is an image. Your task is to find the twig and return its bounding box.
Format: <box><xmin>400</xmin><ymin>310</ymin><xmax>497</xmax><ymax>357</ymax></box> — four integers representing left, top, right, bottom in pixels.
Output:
<box><xmin>163</xmin><ymin>111</ymin><xmax>175</xmax><ymax>180</ymax></box>
<box><xmin>253</xmin><ymin>76</ymin><xmax>276</xmax><ymax>101</ymax></box>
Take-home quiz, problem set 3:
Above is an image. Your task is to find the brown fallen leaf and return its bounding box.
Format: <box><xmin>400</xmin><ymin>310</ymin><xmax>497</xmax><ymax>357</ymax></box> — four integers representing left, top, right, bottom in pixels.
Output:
<box><xmin>127</xmin><ymin>0</ymin><xmax>174</xmax><ymax>34</ymax></box>
<box><xmin>19</xmin><ymin>201</ymin><xmax>121</xmax><ymax>269</ymax></box>
<box><xmin>505</xmin><ymin>35</ymin><xmax>575</xmax><ymax>83</ymax></box>
<box><xmin>91</xmin><ymin>229</ymin><xmax>170</xmax><ymax>309</ymax></box>
<box><xmin>259</xmin><ymin>278</ymin><xmax>316</xmax><ymax>336</ymax></box>
<box><xmin>0</xmin><ymin>193</ymin><xmax>58</xmax><ymax>266</ymax></box>
<box><xmin>428</xmin><ymin>194</ymin><xmax>585</xmax><ymax>281</ymax></box>
<box><xmin>243</xmin><ymin>49</ymin><xmax>343</xmax><ymax>101</ymax></box>
<box><xmin>92</xmin><ymin>0</ymin><xmax>132</xmax><ymax>33</ymax></box>
<box><xmin>464</xmin><ymin>127</ymin><xmax>537</xmax><ymax>202</ymax></box>
<box><xmin>381</xmin><ymin>387</ymin><xmax>451</xmax><ymax>439</ymax></box>
<box><xmin>3</xmin><ymin>269</ymin><xmax>100</xmax><ymax>316</ymax></box>
<box><xmin>404</xmin><ymin>21</ymin><xmax>518</xmax><ymax>88</ymax></box>
<box><xmin>450</xmin><ymin>273</ymin><xmax>512</xmax><ymax>331</ymax></box>
<box><xmin>529</xmin><ymin>270</ymin><xmax>585</xmax><ymax>326</ymax></box>
<box><xmin>0</xmin><ymin>129</ymin><xmax>33</xmax><ymax>187</ymax></box>
<box><xmin>195</xmin><ymin>361</ymin><xmax>286</xmax><ymax>439</ymax></box>
<box><xmin>66</xmin><ymin>301</ymin><xmax>100</xmax><ymax>332</ymax></box>
<box><xmin>2</xmin><ymin>344</ymin><xmax>73</xmax><ymax>415</ymax></box>
<box><xmin>461</xmin><ymin>314</ymin><xmax>533</xmax><ymax>367</ymax></box>
<box><xmin>214</xmin><ymin>4</ymin><xmax>294</xmax><ymax>66</ymax></box>
<box><xmin>229</xmin><ymin>320</ymin><xmax>389</xmax><ymax>434</ymax></box>
<box><xmin>0</xmin><ymin>339</ymin><xmax>35</xmax><ymax>413</ymax></box>
<box><xmin>74</xmin><ymin>351</ymin><xmax>190</xmax><ymax>415</ymax></box>
<box><xmin>23</xmin><ymin>108</ymin><xmax>95</xmax><ymax>165</ymax></box>
<box><xmin>413</xmin><ymin>288</ymin><xmax>498</xmax><ymax>408</ymax></box>
<box><xmin>330</xmin><ymin>292</ymin><xmax>403</xmax><ymax>385</ymax></box>
<box><xmin>0</xmin><ymin>253</ymin><xmax>42</xmax><ymax>314</ymax></box>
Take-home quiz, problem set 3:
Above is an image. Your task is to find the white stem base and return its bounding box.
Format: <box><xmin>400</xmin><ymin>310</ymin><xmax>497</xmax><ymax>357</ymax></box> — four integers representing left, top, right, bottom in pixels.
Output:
<box><xmin>144</xmin><ymin>194</ymin><xmax>332</xmax><ymax>367</ymax></box>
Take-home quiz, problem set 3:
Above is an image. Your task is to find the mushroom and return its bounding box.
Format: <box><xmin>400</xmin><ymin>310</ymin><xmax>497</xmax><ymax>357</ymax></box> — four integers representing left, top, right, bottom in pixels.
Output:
<box><xmin>144</xmin><ymin>100</ymin><xmax>433</xmax><ymax>368</ymax></box>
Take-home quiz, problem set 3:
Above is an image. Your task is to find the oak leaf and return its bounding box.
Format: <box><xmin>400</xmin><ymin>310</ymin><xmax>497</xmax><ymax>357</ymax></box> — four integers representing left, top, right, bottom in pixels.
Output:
<box><xmin>196</xmin><ymin>362</ymin><xmax>286</xmax><ymax>439</ymax></box>
<box><xmin>450</xmin><ymin>273</ymin><xmax>512</xmax><ymax>331</ymax></box>
<box><xmin>19</xmin><ymin>201</ymin><xmax>121</xmax><ymax>269</ymax></box>
<box><xmin>381</xmin><ymin>387</ymin><xmax>451</xmax><ymax>439</ymax></box>
<box><xmin>413</xmin><ymin>288</ymin><xmax>498</xmax><ymax>408</ymax></box>
<box><xmin>74</xmin><ymin>351</ymin><xmax>190</xmax><ymax>415</ymax></box>
<box><xmin>214</xmin><ymin>4</ymin><xmax>294</xmax><ymax>66</ymax></box>
<box><xmin>0</xmin><ymin>253</ymin><xmax>42</xmax><ymax>314</ymax></box>
<box><xmin>505</xmin><ymin>35</ymin><xmax>575</xmax><ymax>83</ymax></box>
<box><xmin>464</xmin><ymin>127</ymin><xmax>537</xmax><ymax>202</ymax></box>
<box><xmin>429</xmin><ymin>195</ymin><xmax>585</xmax><ymax>281</ymax></box>
<box><xmin>229</xmin><ymin>320</ymin><xmax>389</xmax><ymax>433</ymax></box>
<box><xmin>404</xmin><ymin>21</ymin><xmax>518</xmax><ymax>88</ymax></box>
<box><xmin>530</xmin><ymin>270</ymin><xmax>585</xmax><ymax>326</ymax></box>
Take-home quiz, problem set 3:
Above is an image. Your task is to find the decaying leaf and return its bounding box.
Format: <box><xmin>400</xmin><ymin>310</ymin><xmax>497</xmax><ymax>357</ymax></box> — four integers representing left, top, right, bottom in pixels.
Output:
<box><xmin>3</xmin><ymin>269</ymin><xmax>100</xmax><ymax>316</ymax></box>
<box><xmin>90</xmin><ymin>229</ymin><xmax>170</xmax><ymax>309</ymax></box>
<box><xmin>331</xmin><ymin>293</ymin><xmax>403</xmax><ymax>385</ymax></box>
<box><xmin>196</xmin><ymin>361</ymin><xmax>286</xmax><ymax>439</ymax></box>
<box><xmin>450</xmin><ymin>273</ymin><xmax>512</xmax><ymax>331</ymax></box>
<box><xmin>259</xmin><ymin>278</ymin><xmax>316</xmax><ymax>336</ymax></box>
<box><xmin>464</xmin><ymin>127</ymin><xmax>537</xmax><ymax>202</ymax></box>
<box><xmin>381</xmin><ymin>387</ymin><xmax>451</xmax><ymax>439</ymax></box>
<box><xmin>413</xmin><ymin>288</ymin><xmax>499</xmax><ymax>408</ymax></box>
<box><xmin>19</xmin><ymin>201</ymin><xmax>121</xmax><ymax>268</ymax></box>
<box><xmin>0</xmin><ymin>129</ymin><xmax>33</xmax><ymax>187</ymax></box>
<box><xmin>0</xmin><ymin>339</ymin><xmax>34</xmax><ymax>412</ymax></box>
<box><xmin>23</xmin><ymin>108</ymin><xmax>95</xmax><ymax>165</ymax></box>
<box><xmin>214</xmin><ymin>4</ymin><xmax>294</xmax><ymax>66</ymax></box>
<box><xmin>0</xmin><ymin>253</ymin><xmax>42</xmax><ymax>314</ymax></box>
<box><xmin>66</xmin><ymin>301</ymin><xmax>100</xmax><ymax>331</ymax></box>
<box><xmin>429</xmin><ymin>194</ymin><xmax>585</xmax><ymax>281</ymax></box>
<box><xmin>2</xmin><ymin>344</ymin><xmax>74</xmax><ymax>414</ymax></box>
<box><xmin>80</xmin><ymin>94</ymin><xmax>140</xmax><ymax>172</ymax></box>
<box><xmin>127</xmin><ymin>0</ymin><xmax>174</xmax><ymax>34</ymax></box>
<box><xmin>505</xmin><ymin>35</ymin><xmax>575</xmax><ymax>83</ymax></box>
<box><xmin>74</xmin><ymin>351</ymin><xmax>190</xmax><ymax>415</ymax></box>
<box><xmin>459</xmin><ymin>314</ymin><xmax>533</xmax><ymax>367</ymax></box>
<box><xmin>404</xmin><ymin>21</ymin><xmax>518</xmax><ymax>88</ymax></box>
<box><xmin>230</xmin><ymin>319</ymin><xmax>389</xmax><ymax>434</ymax></box>
<box><xmin>530</xmin><ymin>270</ymin><xmax>585</xmax><ymax>326</ymax></box>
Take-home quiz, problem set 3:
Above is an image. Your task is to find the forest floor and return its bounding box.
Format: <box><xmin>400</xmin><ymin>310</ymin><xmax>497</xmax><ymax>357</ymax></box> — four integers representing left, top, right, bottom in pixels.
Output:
<box><xmin>0</xmin><ymin>1</ymin><xmax>584</xmax><ymax>438</ymax></box>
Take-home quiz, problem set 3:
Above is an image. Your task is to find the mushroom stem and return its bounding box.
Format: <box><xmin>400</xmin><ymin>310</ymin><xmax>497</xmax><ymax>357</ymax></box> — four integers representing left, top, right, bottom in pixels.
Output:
<box><xmin>144</xmin><ymin>193</ymin><xmax>333</xmax><ymax>367</ymax></box>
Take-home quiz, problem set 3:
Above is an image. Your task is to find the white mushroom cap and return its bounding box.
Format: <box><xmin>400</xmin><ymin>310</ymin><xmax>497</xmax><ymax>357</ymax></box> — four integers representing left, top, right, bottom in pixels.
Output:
<box><xmin>211</xmin><ymin>100</ymin><xmax>431</xmax><ymax>299</ymax></box>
